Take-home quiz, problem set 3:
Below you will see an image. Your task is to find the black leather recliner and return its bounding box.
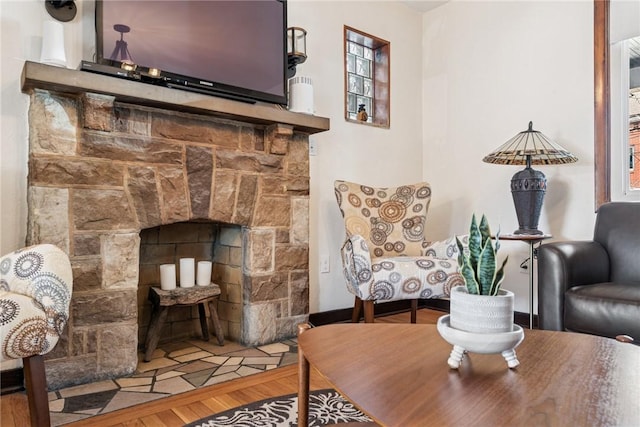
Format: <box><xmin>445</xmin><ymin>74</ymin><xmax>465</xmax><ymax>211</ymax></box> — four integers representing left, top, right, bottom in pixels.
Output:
<box><xmin>538</xmin><ymin>202</ymin><xmax>640</xmax><ymax>339</ymax></box>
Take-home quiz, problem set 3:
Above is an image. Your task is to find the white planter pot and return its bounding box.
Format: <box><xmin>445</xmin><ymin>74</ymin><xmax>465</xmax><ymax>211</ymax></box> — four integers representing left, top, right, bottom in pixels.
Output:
<box><xmin>449</xmin><ymin>286</ymin><xmax>514</xmax><ymax>333</ymax></box>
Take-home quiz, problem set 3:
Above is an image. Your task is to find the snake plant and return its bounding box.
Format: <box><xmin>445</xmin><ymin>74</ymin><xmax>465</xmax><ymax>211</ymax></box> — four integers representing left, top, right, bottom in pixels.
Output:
<box><xmin>455</xmin><ymin>214</ymin><xmax>508</xmax><ymax>296</ymax></box>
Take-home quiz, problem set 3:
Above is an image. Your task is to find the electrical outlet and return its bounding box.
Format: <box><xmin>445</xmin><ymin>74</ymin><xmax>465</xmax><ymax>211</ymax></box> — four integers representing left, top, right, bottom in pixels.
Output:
<box><xmin>309</xmin><ymin>140</ymin><xmax>318</xmax><ymax>156</ymax></box>
<box><xmin>320</xmin><ymin>255</ymin><xmax>330</xmax><ymax>273</ymax></box>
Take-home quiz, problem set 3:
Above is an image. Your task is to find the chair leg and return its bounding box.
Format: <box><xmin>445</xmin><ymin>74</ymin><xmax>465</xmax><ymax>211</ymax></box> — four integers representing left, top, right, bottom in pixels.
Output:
<box><xmin>352</xmin><ymin>296</ymin><xmax>363</xmax><ymax>323</ymax></box>
<box><xmin>363</xmin><ymin>300</ymin><xmax>375</xmax><ymax>323</ymax></box>
<box><xmin>23</xmin><ymin>354</ymin><xmax>51</xmax><ymax>427</ymax></box>
<box><xmin>411</xmin><ymin>299</ymin><xmax>418</xmax><ymax>324</ymax></box>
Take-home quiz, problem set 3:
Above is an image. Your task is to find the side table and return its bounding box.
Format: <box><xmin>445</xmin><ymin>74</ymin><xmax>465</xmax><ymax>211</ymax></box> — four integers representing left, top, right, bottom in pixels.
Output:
<box><xmin>144</xmin><ymin>285</ymin><xmax>224</xmax><ymax>362</ymax></box>
<box><xmin>499</xmin><ymin>234</ymin><xmax>552</xmax><ymax>329</ymax></box>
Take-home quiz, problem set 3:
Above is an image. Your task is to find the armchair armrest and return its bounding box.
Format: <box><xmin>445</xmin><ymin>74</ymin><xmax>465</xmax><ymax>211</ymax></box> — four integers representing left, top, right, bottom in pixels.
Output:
<box><xmin>538</xmin><ymin>241</ymin><xmax>609</xmax><ymax>331</ymax></box>
<box><xmin>423</xmin><ymin>235</ymin><xmax>467</xmax><ymax>260</ymax></box>
<box><xmin>340</xmin><ymin>235</ymin><xmax>374</xmax><ymax>300</ymax></box>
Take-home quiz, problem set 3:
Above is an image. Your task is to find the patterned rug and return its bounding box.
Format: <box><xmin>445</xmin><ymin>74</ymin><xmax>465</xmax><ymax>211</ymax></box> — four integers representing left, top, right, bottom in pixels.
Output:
<box><xmin>184</xmin><ymin>388</ymin><xmax>372</xmax><ymax>427</ymax></box>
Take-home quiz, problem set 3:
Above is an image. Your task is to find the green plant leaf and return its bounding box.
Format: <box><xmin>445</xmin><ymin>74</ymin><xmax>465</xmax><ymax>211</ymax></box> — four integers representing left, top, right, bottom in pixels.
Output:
<box><xmin>490</xmin><ymin>256</ymin><xmax>509</xmax><ymax>295</ymax></box>
<box><xmin>455</xmin><ymin>236</ymin><xmax>465</xmax><ymax>267</ymax></box>
<box><xmin>460</xmin><ymin>256</ymin><xmax>480</xmax><ymax>294</ymax></box>
<box><xmin>468</xmin><ymin>214</ymin><xmax>482</xmax><ymax>278</ymax></box>
<box><xmin>479</xmin><ymin>214</ymin><xmax>492</xmax><ymax>248</ymax></box>
<box><xmin>477</xmin><ymin>239</ymin><xmax>497</xmax><ymax>295</ymax></box>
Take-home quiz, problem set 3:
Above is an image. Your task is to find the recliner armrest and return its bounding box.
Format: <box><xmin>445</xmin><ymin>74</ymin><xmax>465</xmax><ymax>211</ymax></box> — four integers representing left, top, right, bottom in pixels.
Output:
<box><xmin>538</xmin><ymin>241</ymin><xmax>609</xmax><ymax>331</ymax></box>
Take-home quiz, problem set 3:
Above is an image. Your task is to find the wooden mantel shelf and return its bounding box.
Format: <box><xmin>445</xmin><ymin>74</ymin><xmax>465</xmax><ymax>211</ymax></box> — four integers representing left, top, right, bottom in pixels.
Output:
<box><xmin>21</xmin><ymin>61</ymin><xmax>330</xmax><ymax>134</ymax></box>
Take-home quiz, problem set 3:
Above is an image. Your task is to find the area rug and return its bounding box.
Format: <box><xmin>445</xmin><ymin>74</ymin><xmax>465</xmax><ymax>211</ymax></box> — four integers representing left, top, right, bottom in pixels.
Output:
<box><xmin>185</xmin><ymin>388</ymin><xmax>373</xmax><ymax>427</ymax></box>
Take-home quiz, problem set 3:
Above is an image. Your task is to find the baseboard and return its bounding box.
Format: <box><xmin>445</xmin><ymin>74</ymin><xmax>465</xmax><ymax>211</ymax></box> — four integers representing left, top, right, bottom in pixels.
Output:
<box><xmin>309</xmin><ymin>299</ymin><xmax>536</xmax><ymax>329</ymax></box>
<box><xmin>0</xmin><ymin>367</ymin><xmax>24</xmax><ymax>395</ymax></box>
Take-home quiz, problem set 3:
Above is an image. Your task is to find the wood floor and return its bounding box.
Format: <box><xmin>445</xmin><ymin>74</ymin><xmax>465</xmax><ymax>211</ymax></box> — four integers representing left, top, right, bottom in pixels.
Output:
<box><xmin>1</xmin><ymin>308</ymin><xmax>443</xmax><ymax>427</ymax></box>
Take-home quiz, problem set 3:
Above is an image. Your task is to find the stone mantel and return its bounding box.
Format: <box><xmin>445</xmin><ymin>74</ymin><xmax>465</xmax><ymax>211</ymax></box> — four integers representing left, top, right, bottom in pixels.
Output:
<box><xmin>21</xmin><ymin>61</ymin><xmax>330</xmax><ymax>134</ymax></box>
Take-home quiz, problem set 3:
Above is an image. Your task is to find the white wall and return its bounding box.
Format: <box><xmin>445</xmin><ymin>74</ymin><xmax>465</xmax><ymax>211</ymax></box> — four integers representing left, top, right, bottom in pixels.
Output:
<box><xmin>289</xmin><ymin>1</ymin><xmax>425</xmax><ymax>312</ymax></box>
<box><xmin>421</xmin><ymin>1</ymin><xmax>596</xmax><ymax>312</ymax></box>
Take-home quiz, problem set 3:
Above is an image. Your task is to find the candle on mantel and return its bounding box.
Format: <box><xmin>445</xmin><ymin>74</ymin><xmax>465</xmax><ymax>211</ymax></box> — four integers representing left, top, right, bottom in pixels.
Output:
<box><xmin>159</xmin><ymin>264</ymin><xmax>176</xmax><ymax>290</ymax></box>
<box><xmin>197</xmin><ymin>261</ymin><xmax>212</xmax><ymax>286</ymax></box>
<box><xmin>179</xmin><ymin>258</ymin><xmax>195</xmax><ymax>288</ymax></box>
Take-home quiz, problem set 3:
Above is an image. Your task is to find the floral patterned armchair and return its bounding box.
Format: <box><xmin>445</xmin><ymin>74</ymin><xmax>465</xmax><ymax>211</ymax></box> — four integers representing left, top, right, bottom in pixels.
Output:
<box><xmin>0</xmin><ymin>244</ymin><xmax>73</xmax><ymax>427</ymax></box>
<box><xmin>334</xmin><ymin>180</ymin><xmax>465</xmax><ymax>323</ymax></box>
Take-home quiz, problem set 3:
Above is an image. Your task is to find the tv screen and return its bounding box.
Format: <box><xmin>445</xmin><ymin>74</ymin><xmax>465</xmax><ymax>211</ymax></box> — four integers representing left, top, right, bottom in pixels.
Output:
<box><xmin>95</xmin><ymin>0</ymin><xmax>288</xmax><ymax>105</ymax></box>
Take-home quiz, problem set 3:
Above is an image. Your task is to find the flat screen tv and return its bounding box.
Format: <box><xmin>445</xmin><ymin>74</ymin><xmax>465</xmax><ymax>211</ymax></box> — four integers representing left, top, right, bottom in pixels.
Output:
<box><xmin>95</xmin><ymin>0</ymin><xmax>288</xmax><ymax>105</ymax></box>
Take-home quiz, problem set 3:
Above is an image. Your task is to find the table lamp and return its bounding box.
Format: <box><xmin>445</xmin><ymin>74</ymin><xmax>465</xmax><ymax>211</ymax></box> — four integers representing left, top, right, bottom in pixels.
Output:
<box><xmin>483</xmin><ymin>121</ymin><xmax>578</xmax><ymax>235</ymax></box>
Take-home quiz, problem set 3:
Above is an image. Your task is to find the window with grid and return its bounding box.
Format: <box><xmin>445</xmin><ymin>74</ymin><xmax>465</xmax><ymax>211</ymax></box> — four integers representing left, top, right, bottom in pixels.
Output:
<box><xmin>344</xmin><ymin>26</ymin><xmax>390</xmax><ymax>128</ymax></box>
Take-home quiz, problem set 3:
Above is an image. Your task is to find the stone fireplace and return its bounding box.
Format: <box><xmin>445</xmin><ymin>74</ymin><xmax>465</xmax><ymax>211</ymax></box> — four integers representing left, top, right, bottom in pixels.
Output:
<box><xmin>21</xmin><ymin>62</ymin><xmax>329</xmax><ymax>388</ymax></box>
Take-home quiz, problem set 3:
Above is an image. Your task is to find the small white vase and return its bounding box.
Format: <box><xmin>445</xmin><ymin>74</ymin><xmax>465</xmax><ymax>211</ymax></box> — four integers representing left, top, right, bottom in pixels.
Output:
<box><xmin>449</xmin><ymin>286</ymin><xmax>514</xmax><ymax>333</ymax></box>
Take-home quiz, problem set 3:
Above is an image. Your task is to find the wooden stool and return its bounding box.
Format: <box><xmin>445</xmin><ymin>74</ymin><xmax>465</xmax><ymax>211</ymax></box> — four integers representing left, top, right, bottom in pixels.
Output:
<box><xmin>144</xmin><ymin>285</ymin><xmax>224</xmax><ymax>362</ymax></box>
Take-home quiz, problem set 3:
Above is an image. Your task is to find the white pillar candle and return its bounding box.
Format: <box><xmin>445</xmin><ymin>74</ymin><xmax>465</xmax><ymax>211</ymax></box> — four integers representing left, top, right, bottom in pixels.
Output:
<box><xmin>179</xmin><ymin>258</ymin><xmax>195</xmax><ymax>288</ymax></box>
<box><xmin>159</xmin><ymin>264</ymin><xmax>176</xmax><ymax>291</ymax></box>
<box><xmin>197</xmin><ymin>261</ymin><xmax>212</xmax><ymax>286</ymax></box>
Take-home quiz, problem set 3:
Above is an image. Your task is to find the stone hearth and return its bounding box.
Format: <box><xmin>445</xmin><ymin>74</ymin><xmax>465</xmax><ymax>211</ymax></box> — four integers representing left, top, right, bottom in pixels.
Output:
<box><xmin>22</xmin><ymin>62</ymin><xmax>329</xmax><ymax>389</ymax></box>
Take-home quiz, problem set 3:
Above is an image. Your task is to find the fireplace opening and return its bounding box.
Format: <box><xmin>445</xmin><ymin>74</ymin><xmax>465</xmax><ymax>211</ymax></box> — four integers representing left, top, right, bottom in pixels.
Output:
<box><xmin>138</xmin><ymin>221</ymin><xmax>243</xmax><ymax>348</ymax></box>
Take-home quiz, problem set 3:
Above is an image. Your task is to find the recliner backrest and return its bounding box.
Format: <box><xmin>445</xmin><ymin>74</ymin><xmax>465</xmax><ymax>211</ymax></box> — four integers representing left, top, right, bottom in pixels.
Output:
<box><xmin>334</xmin><ymin>180</ymin><xmax>431</xmax><ymax>258</ymax></box>
<box><xmin>593</xmin><ymin>202</ymin><xmax>640</xmax><ymax>283</ymax></box>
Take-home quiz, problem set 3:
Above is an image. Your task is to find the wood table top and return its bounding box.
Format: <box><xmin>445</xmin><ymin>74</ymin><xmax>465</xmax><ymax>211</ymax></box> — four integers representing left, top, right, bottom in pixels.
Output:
<box><xmin>298</xmin><ymin>323</ymin><xmax>640</xmax><ymax>427</ymax></box>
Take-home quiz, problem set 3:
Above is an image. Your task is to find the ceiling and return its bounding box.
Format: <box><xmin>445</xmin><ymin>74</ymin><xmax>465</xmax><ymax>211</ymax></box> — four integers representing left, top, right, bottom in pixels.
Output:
<box><xmin>401</xmin><ymin>0</ymin><xmax>449</xmax><ymax>13</ymax></box>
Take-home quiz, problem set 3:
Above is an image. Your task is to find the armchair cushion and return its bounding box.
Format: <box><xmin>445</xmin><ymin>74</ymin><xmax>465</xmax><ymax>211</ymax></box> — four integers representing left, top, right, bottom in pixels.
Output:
<box><xmin>340</xmin><ymin>228</ymin><xmax>464</xmax><ymax>302</ymax></box>
<box><xmin>335</xmin><ymin>180</ymin><xmax>432</xmax><ymax>257</ymax></box>
<box><xmin>0</xmin><ymin>244</ymin><xmax>73</xmax><ymax>362</ymax></box>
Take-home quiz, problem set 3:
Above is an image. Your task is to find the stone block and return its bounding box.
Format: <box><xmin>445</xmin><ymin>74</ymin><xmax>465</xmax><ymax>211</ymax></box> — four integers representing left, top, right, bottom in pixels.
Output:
<box><xmin>216</xmin><ymin>150</ymin><xmax>283</xmax><ymax>174</ymax></box>
<box><xmin>291</xmin><ymin>197</ymin><xmax>309</xmax><ymax>245</ymax></box>
<box><xmin>275</xmin><ymin>245</ymin><xmax>309</xmax><ymax>271</ymax></box>
<box><xmin>213</xmin><ymin>246</ymin><xmax>230</xmax><ymax>265</ymax></box>
<box><xmin>253</xmin><ymin>196</ymin><xmax>290</xmax><ymax>227</ymax></box>
<box><xmin>158</xmin><ymin>166</ymin><xmax>190</xmax><ymax>223</ymax></box>
<box><xmin>265</xmin><ymin>124</ymin><xmax>293</xmax><ymax>155</ymax></box>
<box><xmin>46</xmin><ymin>329</ymin><xmax>69</xmax><ymax>360</ymax></box>
<box><xmin>101</xmin><ymin>233</ymin><xmax>140</xmax><ymax>289</ymax></box>
<box><xmin>114</xmin><ymin>105</ymin><xmax>149</xmax><ymax>135</ymax></box>
<box><xmin>73</xmin><ymin>234</ymin><xmax>101</xmax><ymax>256</ymax></box>
<box><xmin>240</xmin><ymin>126</ymin><xmax>257</xmax><ymax>152</ymax></box>
<box><xmin>288</xmin><ymin>133</ymin><xmax>310</xmax><ymax>177</ymax></box>
<box><xmin>97</xmin><ymin>323</ymin><xmax>138</xmax><ymax>378</ymax></box>
<box><xmin>127</xmin><ymin>166</ymin><xmax>161</xmax><ymax>229</ymax></box>
<box><xmin>151</xmin><ymin>113</ymin><xmax>240</xmax><ymax>148</ymax></box>
<box><xmin>246</xmin><ymin>272</ymin><xmax>288</xmax><ymax>303</ymax></box>
<box><xmin>175</xmin><ymin>242</ymin><xmax>213</xmax><ymax>260</ymax></box>
<box><xmin>71</xmin><ymin>258</ymin><xmax>102</xmax><ymax>292</ymax></box>
<box><xmin>290</xmin><ymin>271</ymin><xmax>310</xmax><ymax>316</ymax></box>
<box><xmin>72</xmin><ymin>290</ymin><xmax>137</xmax><ymax>326</ymax></box>
<box><xmin>226</xmin><ymin>281</ymin><xmax>242</xmax><ymax>303</ymax></box>
<box><xmin>229</xmin><ymin>247</ymin><xmax>242</xmax><ymax>266</ymax></box>
<box><xmin>242</xmin><ymin>302</ymin><xmax>278</xmax><ymax>346</ymax></box>
<box><xmin>81</xmin><ymin>93</ymin><xmax>114</xmax><ymax>131</ymax></box>
<box><xmin>29</xmin><ymin>90</ymin><xmax>77</xmax><ymax>156</ymax></box>
<box><xmin>139</xmin><ymin>243</ymin><xmax>175</xmax><ymax>265</ymax></box>
<box><xmin>71</xmin><ymin>330</ymin><xmax>85</xmax><ymax>357</ymax></box>
<box><xmin>158</xmin><ymin>222</ymin><xmax>199</xmax><ymax>243</ymax></box>
<box><xmin>26</xmin><ymin>187</ymin><xmax>69</xmax><ymax>252</ymax></box>
<box><xmin>276</xmin><ymin>314</ymin><xmax>308</xmax><ymax>342</ymax></box>
<box><xmin>45</xmin><ymin>354</ymin><xmax>99</xmax><ymax>390</ymax></box>
<box><xmin>79</xmin><ymin>130</ymin><xmax>182</xmax><ymax>164</ymax></box>
<box><xmin>275</xmin><ymin>228</ymin><xmax>290</xmax><ymax>244</ymax></box>
<box><xmin>211</xmin><ymin>170</ymin><xmax>237</xmax><ymax>223</ymax></box>
<box><xmin>244</xmin><ymin>229</ymin><xmax>274</xmax><ymax>273</ymax></box>
<box><xmin>73</xmin><ymin>189</ymin><xmax>137</xmax><ymax>231</ymax></box>
<box><xmin>186</xmin><ymin>145</ymin><xmax>213</xmax><ymax>219</ymax></box>
<box><xmin>219</xmin><ymin>226</ymin><xmax>242</xmax><ymax>247</ymax></box>
<box><xmin>138</xmin><ymin>264</ymin><xmax>158</xmax><ymax>286</ymax></box>
<box><xmin>235</xmin><ymin>175</ymin><xmax>258</xmax><ymax>224</ymax></box>
<box><xmin>197</xmin><ymin>223</ymin><xmax>217</xmax><ymax>242</ymax></box>
<box><xmin>30</xmin><ymin>157</ymin><xmax>124</xmax><ymax>187</ymax></box>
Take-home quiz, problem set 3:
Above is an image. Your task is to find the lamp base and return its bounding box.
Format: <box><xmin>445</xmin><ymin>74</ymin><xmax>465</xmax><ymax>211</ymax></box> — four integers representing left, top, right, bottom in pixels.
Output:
<box><xmin>511</xmin><ymin>166</ymin><xmax>546</xmax><ymax>236</ymax></box>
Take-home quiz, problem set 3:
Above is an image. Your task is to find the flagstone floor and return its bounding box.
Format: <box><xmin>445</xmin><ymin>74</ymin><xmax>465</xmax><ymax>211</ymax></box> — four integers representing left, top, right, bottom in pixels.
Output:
<box><xmin>48</xmin><ymin>337</ymin><xmax>299</xmax><ymax>426</ymax></box>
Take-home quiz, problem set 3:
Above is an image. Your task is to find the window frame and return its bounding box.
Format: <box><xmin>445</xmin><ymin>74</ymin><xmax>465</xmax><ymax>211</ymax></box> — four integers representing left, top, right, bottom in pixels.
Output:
<box><xmin>344</xmin><ymin>26</ymin><xmax>390</xmax><ymax>128</ymax></box>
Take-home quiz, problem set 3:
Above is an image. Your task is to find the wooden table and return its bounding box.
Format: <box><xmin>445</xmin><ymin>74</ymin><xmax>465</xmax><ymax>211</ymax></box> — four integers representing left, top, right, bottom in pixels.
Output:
<box><xmin>297</xmin><ymin>323</ymin><xmax>640</xmax><ymax>427</ymax></box>
<box><xmin>144</xmin><ymin>285</ymin><xmax>224</xmax><ymax>362</ymax></box>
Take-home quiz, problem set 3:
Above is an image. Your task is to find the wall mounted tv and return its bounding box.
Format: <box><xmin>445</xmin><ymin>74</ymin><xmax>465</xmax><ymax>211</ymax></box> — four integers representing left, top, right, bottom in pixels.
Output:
<box><xmin>95</xmin><ymin>0</ymin><xmax>288</xmax><ymax>105</ymax></box>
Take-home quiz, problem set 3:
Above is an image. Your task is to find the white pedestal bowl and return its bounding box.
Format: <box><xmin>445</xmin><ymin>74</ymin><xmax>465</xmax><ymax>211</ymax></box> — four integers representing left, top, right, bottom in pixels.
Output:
<box><xmin>437</xmin><ymin>315</ymin><xmax>525</xmax><ymax>369</ymax></box>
